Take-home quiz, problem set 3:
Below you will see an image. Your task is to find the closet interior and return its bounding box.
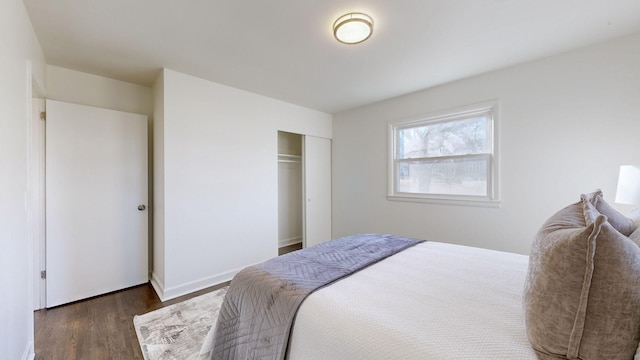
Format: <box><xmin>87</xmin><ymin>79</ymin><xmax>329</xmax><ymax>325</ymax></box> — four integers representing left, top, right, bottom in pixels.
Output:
<box><xmin>277</xmin><ymin>131</ymin><xmax>303</xmax><ymax>252</ymax></box>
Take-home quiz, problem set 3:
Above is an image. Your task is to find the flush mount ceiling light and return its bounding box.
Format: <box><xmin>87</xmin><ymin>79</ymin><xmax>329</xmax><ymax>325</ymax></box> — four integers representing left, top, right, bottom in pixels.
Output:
<box><xmin>333</xmin><ymin>12</ymin><xmax>374</xmax><ymax>44</ymax></box>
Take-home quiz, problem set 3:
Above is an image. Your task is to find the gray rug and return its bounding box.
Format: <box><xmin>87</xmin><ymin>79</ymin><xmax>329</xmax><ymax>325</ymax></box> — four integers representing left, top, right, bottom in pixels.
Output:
<box><xmin>133</xmin><ymin>287</ymin><xmax>228</xmax><ymax>360</ymax></box>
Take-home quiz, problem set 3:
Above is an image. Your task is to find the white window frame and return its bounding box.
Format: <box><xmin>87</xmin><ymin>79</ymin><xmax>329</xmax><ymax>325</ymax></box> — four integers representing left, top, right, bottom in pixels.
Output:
<box><xmin>387</xmin><ymin>100</ymin><xmax>500</xmax><ymax>207</ymax></box>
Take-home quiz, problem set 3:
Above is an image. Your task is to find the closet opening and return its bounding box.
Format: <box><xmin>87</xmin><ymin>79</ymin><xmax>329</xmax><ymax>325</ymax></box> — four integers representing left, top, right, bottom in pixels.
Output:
<box><xmin>277</xmin><ymin>131</ymin><xmax>303</xmax><ymax>255</ymax></box>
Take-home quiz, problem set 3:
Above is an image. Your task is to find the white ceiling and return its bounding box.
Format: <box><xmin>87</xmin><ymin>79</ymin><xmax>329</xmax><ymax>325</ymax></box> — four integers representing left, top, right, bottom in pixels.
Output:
<box><xmin>23</xmin><ymin>0</ymin><xmax>640</xmax><ymax>114</ymax></box>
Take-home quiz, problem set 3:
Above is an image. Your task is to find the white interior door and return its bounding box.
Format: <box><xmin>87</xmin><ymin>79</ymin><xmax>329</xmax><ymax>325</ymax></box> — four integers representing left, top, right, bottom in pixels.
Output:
<box><xmin>45</xmin><ymin>100</ymin><xmax>148</xmax><ymax>307</ymax></box>
<box><xmin>303</xmin><ymin>136</ymin><xmax>332</xmax><ymax>247</ymax></box>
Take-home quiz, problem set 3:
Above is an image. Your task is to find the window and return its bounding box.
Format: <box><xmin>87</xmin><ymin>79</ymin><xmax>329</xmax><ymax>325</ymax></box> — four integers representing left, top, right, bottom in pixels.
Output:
<box><xmin>388</xmin><ymin>101</ymin><xmax>499</xmax><ymax>206</ymax></box>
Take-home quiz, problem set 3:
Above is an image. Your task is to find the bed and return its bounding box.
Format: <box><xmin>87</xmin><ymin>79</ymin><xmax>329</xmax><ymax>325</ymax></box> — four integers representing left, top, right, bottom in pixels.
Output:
<box><xmin>286</xmin><ymin>240</ymin><xmax>536</xmax><ymax>360</ymax></box>
<box><xmin>207</xmin><ymin>234</ymin><xmax>536</xmax><ymax>360</ymax></box>
<box><xmin>207</xmin><ymin>191</ymin><xmax>640</xmax><ymax>360</ymax></box>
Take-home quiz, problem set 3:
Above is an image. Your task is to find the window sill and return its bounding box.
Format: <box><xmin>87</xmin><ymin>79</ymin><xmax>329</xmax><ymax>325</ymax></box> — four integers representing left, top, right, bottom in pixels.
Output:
<box><xmin>387</xmin><ymin>194</ymin><xmax>501</xmax><ymax>208</ymax></box>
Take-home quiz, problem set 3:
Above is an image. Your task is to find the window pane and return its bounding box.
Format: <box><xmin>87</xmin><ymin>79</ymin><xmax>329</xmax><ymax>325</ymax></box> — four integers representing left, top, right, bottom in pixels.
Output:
<box><xmin>396</xmin><ymin>157</ymin><xmax>488</xmax><ymax>196</ymax></box>
<box><xmin>397</xmin><ymin>116</ymin><xmax>487</xmax><ymax>159</ymax></box>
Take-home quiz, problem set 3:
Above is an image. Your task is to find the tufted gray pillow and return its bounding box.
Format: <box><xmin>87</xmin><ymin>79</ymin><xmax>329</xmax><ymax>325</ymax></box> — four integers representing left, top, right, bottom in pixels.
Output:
<box><xmin>525</xmin><ymin>193</ymin><xmax>640</xmax><ymax>360</ymax></box>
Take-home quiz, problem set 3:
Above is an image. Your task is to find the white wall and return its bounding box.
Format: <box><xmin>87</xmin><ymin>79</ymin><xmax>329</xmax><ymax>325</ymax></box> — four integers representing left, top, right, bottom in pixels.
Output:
<box><xmin>332</xmin><ymin>32</ymin><xmax>640</xmax><ymax>255</ymax></box>
<box><xmin>153</xmin><ymin>69</ymin><xmax>331</xmax><ymax>300</ymax></box>
<box><xmin>46</xmin><ymin>65</ymin><xmax>153</xmax><ymax>117</ymax></box>
<box><xmin>0</xmin><ymin>0</ymin><xmax>46</xmax><ymax>359</ymax></box>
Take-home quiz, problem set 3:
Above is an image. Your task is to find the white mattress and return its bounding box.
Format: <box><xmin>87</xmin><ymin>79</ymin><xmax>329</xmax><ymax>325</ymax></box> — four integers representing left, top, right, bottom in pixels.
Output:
<box><xmin>287</xmin><ymin>241</ymin><xmax>537</xmax><ymax>359</ymax></box>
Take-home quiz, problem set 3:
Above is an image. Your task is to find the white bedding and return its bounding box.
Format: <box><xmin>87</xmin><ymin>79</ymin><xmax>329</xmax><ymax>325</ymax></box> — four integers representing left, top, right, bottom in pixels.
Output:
<box><xmin>287</xmin><ymin>241</ymin><xmax>537</xmax><ymax>359</ymax></box>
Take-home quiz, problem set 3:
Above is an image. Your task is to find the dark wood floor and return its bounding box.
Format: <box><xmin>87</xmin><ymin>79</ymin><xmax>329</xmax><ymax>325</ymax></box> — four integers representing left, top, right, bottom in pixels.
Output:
<box><xmin>34</xmin><ymin>282</ymin><xmax>229</xmax><ymax>360</ymax></box>
<box><xmin>278</xmin><ymin>242</ymin><xmax>302</xmax><ymax>255</ymax></box>
<box><xmin>35</xmin><ymin>243</ymin><xmax>302</xmax><ymax>360</ymax></box>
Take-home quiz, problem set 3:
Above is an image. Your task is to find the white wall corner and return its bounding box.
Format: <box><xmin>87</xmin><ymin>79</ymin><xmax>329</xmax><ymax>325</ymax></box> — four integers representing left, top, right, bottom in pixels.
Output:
<box><xmin>21</xmin><ymin>341</ymin><xmax>35</xmax><ymax>360</ymax></box>
<box><xmin>150</xmin><ymin>272</ymin><xmax>165</xmax><ymax>301</ymax></box>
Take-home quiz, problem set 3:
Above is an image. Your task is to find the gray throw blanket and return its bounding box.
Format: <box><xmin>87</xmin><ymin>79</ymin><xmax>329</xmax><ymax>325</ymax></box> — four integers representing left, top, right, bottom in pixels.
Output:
<box><xmin>209</xmin><ymin>234</ymin><xmax>425</xmax><ymax>360</ymax></box>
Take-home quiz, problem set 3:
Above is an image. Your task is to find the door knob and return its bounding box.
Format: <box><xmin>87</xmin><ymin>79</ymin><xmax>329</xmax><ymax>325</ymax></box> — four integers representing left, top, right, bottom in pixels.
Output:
<box><xmin>138</xmin><ymin>205</ymin><xmax>146</xmax><ymax>211</ymax></box>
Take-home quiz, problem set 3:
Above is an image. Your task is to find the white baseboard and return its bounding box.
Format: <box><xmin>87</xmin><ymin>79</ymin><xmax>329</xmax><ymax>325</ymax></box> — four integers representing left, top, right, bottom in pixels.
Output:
<box><xmin>278</xmin><ymin>236</ymin><xmax>302</xmax><ymax>248</ymax></box>
<box><xmin>150</xmin><ymin>255</ymin><xmax>287</xmax><ymax>302</ymax></box>
<box><xmin>151</xmin><ymin>266</ymin><xmax>245</xmax><ymax>302</ymax></box>
<box><xmin>22</xmin><ymin>341</ymin><xmax>34</xmax><ymax>360</ymax></box>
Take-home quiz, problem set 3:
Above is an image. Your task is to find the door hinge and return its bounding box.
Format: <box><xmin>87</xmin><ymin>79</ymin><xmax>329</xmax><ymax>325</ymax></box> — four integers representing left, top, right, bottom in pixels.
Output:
<box><xmin>40</xmin><ymin>270</ymin><xmax>46</xmax><ymax>279</ymax></box>
<box><xmin>40</xmin><ymin>111</ymin><xmax>46</xmax><ymax>121</ymax></box>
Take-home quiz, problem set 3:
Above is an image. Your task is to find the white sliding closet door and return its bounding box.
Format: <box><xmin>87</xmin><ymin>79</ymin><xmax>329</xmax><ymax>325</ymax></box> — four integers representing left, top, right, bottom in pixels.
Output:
<box><xmin>303</xmin><ymin>135</ymin><xmax>332</xmax><ymax>247</ymax></box>
<box><xmin>45</xmin><ymin>100</ymin><xmax>148</xmax><ymax>307</ymax></box>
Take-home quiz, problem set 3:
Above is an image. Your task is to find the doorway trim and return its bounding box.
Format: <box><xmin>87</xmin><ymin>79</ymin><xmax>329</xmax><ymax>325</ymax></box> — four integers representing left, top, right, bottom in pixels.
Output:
<box><xmin>27</xmin><ymin>60</ymin><xmax>47</xmax><ymax>310</ymax></box>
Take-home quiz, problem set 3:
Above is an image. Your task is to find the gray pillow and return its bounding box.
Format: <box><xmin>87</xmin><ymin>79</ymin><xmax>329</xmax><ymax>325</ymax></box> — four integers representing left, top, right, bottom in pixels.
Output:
<box><xmin>524</xmin><ymin>193</ymin><xmax>640</xmax><ymax>359</ymax></box>
<box><xmin>584</xmin><ymin>189</ymin><xmax>637</xmax><ymax>235</ymax></box>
